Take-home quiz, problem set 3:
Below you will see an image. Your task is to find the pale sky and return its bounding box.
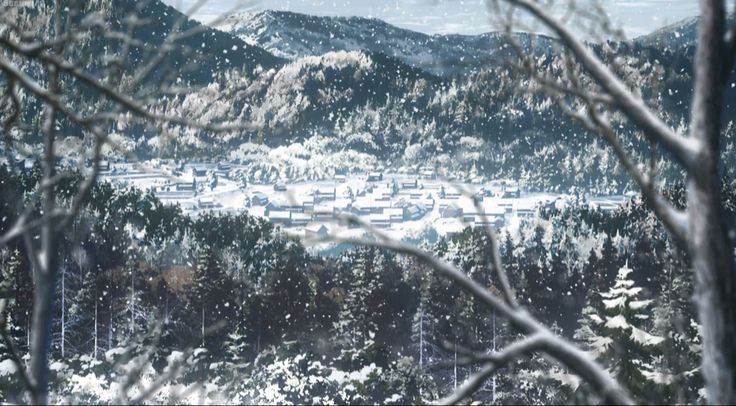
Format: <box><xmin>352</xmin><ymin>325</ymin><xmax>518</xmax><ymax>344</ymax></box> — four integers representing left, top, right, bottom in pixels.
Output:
<box><xmin>163</xmin><ymin>0</ymin><xmax>705</xmax><ymax>37</ymax></box>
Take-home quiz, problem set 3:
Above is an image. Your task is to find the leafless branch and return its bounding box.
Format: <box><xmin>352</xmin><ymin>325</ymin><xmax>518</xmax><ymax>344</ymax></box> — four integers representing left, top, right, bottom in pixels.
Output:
<box><xmin>307</xmin><ymin>213</ymin><xmax>634</xmax><ymax>405</ymax></box>
<box><xmin>491</xmin><ymin>0</ymin><xmax>699</xmax><ymax>168</ymax></box>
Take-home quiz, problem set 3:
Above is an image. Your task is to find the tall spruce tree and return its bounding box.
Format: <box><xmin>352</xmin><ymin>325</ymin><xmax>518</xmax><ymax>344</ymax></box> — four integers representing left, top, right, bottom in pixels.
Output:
<box><xmin>575</xmin><ymin>262</ymin><xmax>665</xmax><ymax>401</ymax></box>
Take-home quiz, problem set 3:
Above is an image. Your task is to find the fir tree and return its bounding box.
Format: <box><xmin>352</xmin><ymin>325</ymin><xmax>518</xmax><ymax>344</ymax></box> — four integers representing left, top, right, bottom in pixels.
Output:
<box><xmin>575</xmin><ymin>261</ymin><xmax>665</xmax><ymax>401</ymax></box>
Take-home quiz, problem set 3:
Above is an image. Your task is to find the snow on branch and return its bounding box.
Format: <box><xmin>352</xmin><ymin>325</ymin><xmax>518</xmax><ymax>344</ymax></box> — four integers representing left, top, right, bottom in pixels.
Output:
<box><xmin>307</xmin><ymin>213</ymin><xmax>634</xmax><ymax>405</ymax></box>
<box><xmin>496</xmin><ymin>0</ymin><xmax>701</xmax><ymax>168</ymax></box>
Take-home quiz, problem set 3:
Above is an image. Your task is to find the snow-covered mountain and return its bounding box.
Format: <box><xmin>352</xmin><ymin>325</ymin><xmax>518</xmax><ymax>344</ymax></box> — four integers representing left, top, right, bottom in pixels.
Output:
<box><xmin>221</xmin><ymin>10</ymin><xmax>556</xmax><ymax>77</ymax></box>
<box><xmin>15</xmin><ymin>1</ymin><xmax>735</xmax><ymax>189</ymax></box>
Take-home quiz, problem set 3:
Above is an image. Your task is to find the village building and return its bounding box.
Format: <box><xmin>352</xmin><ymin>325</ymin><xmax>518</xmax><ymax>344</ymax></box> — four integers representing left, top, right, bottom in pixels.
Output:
<box><xmin>191</xmin><ymin>167</ymin><xmax>207</xmax><ymax>178</ymax></box>
<box><xmin>351</xmin><ymin>202</ymin><xmax>371</xmax><ymax>216</ymax></box>
<box><xmin>400</xmin><ymin>178</ymin><xmax>418</xmax><ymax>189</ymax></box>
<box><xmin>402</xmin><ymin>204</ymin><xmax>426</xmax><ymax>221</ymax></box>
<box><xmin>384</xmin><ymin>208</ymin><xmax>405</xmax><ymax>223</ymax></box>
<box><xmin>314</xmin><ymin>187</ymin><xmax>337</xmax><ymax>203</ymax></box>
<box><xmin>314</xmin><ymin>203</ymin><xmax>337</xmax><ymax>221</ymax></box>
<box><xmin>502</xmin><ymin>186</ymin><xmax>521</xmax><ymax>198</ymax></box>
<box><xmin>305</xmin><ymin>223</ymin><xmax>330</xmax><ymax>237</ymax></box>
<box><xmin>198</xmin><ymin>198</ymin><xmax>216</xmax><ymax>209</ymax></box>
<box><xmin>367</xmin><ymin>171</ymin><xmax>383</xmax><ymax>182</ymax></box>
<box><xmin>441</xmin><ymin>202</ymin><xmax>463</xmax><ymax>218</ymax></box>
<box><xmin>267</xmin><ymin>210</ymin><xmax>291</xmax><ymax>226</ymax></box>
<box><xmin>473</xmin><ymin>215</ymin><xmax>505</xmax><ymax>228</ymax></box>
<box><xmin>251</xmin><ymin>192</ymin><xmax>269</xmax><ymax>206</ymax></box>
<box><xmin>291</xmin><ymin>213</ymin><xmax>311</xmax><ymax>227</ymax></box>
<box><xmin>175</xmin><ymin>180</ymin><xmax>196</xmax><ymax>192</ymax></box>
<box><xmin>420</xmin><ymin>169</ymin><xmax>436</xmax><ymax>180</ymax></box>
<box><xmin>368</xmin><ymin>213</ymin><xmax>391</xmax><ymax>228</ymax></box>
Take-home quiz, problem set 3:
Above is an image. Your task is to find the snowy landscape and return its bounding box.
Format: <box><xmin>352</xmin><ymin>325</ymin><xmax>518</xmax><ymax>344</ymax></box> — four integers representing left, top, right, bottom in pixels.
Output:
<box><xmin>1</xmin><ymin>0</ymin><xmax>735</xmax><ymax>405</ymax></box>
<box><xmin>95</xmin><ymin>161</ymin><xmax>629</xmax><ymax>248</ymax></box>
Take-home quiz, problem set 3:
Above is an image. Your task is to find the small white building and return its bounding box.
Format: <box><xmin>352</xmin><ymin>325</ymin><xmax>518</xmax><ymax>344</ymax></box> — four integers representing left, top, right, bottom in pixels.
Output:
<box><xmin>305</xmin><ymin>223</ymin><xmax>329</xmax><ymax>237</ymax></box>
<box><xmin>384</xmin><ymin>208</ymin><xmax>404</xmax><ymax>223</ymax></box>
<box><xmin>441</xmin><ymin>202</ymin><xmax>463</xmax><ymax>219</ymax></box>
<box><xmin>268</xmin><ymin>211</ymin><xmax>291</xmax><ymax>226</ymax></box>
<box><xmin>291</xmin><ymin>213</ymin><xmax>311</xmax><ymax>227</ymax></box>
<box><xmin>369</xmin><ymin>213</ymin><xmax>392</xmax><ymax>228</ymax></box>
<box><xmin>367</xmin><ymin>172</ymin><xmax>383</xmax><ymax>182</ymax></box>
<box><xmin>198</xmin><ymin>198</ymin><xmax>216</xmax><ymax>209</ymax></box>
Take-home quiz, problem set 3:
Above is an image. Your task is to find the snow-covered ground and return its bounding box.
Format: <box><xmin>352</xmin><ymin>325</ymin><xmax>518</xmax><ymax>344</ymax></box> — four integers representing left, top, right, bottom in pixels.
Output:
<box><xmin>99</xmin><ymin>162</ymin><xmax>630</xmax><ymax>251</ymax></box>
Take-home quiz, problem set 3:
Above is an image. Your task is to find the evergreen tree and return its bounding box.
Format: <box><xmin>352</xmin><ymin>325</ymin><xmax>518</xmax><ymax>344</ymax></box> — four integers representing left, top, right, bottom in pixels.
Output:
<box><xmin>190</xmin><ymin>246</ymin><xmax>231</xmax><ymax>351</ymax></box>
<box><xmin>575</xmin><ymin>262</ymin><xmax>665</xmax><ymax>401</ymax></box>
<box><xmin>0</xmin><ymin>249</ymin><xmax>23</xmax><ymax>360</ymax></box>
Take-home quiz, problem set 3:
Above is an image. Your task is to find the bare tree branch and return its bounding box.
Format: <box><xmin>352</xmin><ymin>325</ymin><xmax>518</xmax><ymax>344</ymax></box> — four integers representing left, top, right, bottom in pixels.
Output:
<box><xmin>494</xmin><ymin>0</ymin><xmax>700</xmax><ymax>168</ymax></box>
<box><xmin>309</xmin><ymin>214</ymin><xmax>634</xmax><ymax>405</ymax></box>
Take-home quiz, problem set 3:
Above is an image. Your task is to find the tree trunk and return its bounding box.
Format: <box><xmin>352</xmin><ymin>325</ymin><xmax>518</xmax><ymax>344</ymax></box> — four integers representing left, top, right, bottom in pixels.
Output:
<box><xmin>61</xmin><ymin>267</ymin><xmax>65</xmax><ymax>358</ymax></box>
<box><xmin>688</xmin><ymin>1</ymin><xmax>736</xmax><ymax>403</ymax></box>
<box><xmin>29</xmin><ymin>60</ymin><xmax>60</xmax><ymax>405</ymax></box>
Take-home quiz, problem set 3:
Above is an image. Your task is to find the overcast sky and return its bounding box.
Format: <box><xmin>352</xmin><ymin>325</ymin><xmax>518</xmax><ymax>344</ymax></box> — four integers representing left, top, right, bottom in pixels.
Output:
<box><xmin>162</xmin><ymin>0</ymin><xmax>704</xmax><ymax>37</ymax></box>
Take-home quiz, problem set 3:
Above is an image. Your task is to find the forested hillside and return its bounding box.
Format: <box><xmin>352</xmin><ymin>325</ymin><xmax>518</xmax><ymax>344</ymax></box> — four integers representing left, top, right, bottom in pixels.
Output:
<box><xmin>2</xmin><ymin>164</ymin><xmax>728</xmax><ymax>403</ymax></box>
<box><xmin>5</xmin><ymin>2</ymin><xmax>735</xmax><ymax>191</ymax></box>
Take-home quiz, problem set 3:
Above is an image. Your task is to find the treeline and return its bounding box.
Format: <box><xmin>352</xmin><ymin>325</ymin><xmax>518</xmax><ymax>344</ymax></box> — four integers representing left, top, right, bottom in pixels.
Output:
<box><xmin>1</xmin><ymin>165</ymin><xmax>730</xmax><ymax>403</ymax></box>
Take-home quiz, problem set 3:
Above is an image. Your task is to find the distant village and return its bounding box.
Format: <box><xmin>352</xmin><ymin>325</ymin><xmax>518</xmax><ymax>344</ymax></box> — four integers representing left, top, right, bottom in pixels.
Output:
<box><xmin>5</xmin><ymin>156</ymin><xmax>628</xmax><ymax>240</ymax></box>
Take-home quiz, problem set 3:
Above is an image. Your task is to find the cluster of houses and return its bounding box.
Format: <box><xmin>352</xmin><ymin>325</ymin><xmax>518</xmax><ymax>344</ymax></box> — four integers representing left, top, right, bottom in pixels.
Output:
<box><xmin>246</xmin><ymin>171</ymin><xmax>527</xmax><ymax>232</ymax></box>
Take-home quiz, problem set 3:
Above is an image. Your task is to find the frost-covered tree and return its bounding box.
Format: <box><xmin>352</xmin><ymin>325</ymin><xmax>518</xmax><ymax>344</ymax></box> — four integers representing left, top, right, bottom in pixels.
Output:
<box><xmin>190</xmin><ymin>246</ymin><xmax>230</xmax><ymax>351</ymax></box>
<box><xmin>575</xmin><ymin>262</ymin><xmax>665</xmax><ymax>400</ymax></box>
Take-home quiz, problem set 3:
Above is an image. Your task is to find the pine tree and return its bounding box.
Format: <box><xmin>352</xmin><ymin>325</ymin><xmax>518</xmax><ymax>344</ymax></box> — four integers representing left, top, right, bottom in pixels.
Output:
<box><xmin>336</xmin><ymin>249</ymin><xmax>379</xmax><ymax>350</ymax></box>
<box><xmin>575</xmin><ymin>261</ymin><xmax>665</xmax><ymax>401</ymax></box>
<box><xmin>191</xmin><ymin>246</ymin><xmax>229</xmax><ymax>350</ymax></box>
<box><xmin>0</xmin><ymin>249</ymin><xmax>22</xmax><ymax>360</ymax></box>
<box><xmin>650</xmin><ymin>252</ymin><xmax>703</xmax><ymax>403</ymax></box>
<box><xmin>69</xmin><ymin>267</ymin><xmax>101</xmax><ymax>358</ymax></box>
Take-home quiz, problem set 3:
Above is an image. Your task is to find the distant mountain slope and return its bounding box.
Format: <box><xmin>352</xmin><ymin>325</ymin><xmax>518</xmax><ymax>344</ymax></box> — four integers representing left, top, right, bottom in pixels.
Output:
<box><xmin>222</xmin><ymin>10</ymin><xmax>556</xmax><ymax>77</ymax></box>
<box><xmin>81</xmin><ymin>0</ymin><xmax>285</xmax><ymax>83</ymax></box>
<box><xmin>10</xmin><ymin>3</ymin><xmax>736</xmax><ymax>191</ymax></box>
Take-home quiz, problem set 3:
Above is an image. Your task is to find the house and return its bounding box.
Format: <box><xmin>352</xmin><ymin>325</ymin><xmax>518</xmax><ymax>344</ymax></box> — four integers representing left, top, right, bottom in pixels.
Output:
<box><xmin>99</xmin><ymin>160</ymin><xmax>111</xmax><ymax>171</ymax></box>
<box><xmin>441</xmin><ymin>202</ymin><xmax>463</xmax><ymax>218</ymax></box>
<box><xmin>215</xmin><ymin>163</ymin><xmax>231</xmax><ymax>178</ymax></box>
<box><xmin>333</xmin><ymin>198</ymin><xmax>352</xmax><ymax>213</ymax></box>
<box><xmin>315</xmin><ymin>187</ymin><xmax>336</xmax><ymax>202</ymax></box>
<box><xmin>334</xmin><ymin>174</ymin><xmax>347</xmax><ymax>183</ymax></box>
<box><xmin>314</xmin><ymin>203</ymin><xmax>337</xmax><ymax>221</ymax></box>
<box><xmin>502</xmin><ymin>186</ymin><xmax>521</xmax><ymax>198</ymax></box>
<box><xmin>198</xmin><ymin>198</ymin><xmax>216</xmax><ymax>209</ymax></box>
<box><xmin>191</xmin><ymin>167</ymin><xmax>207</xmax><ymax>177</ymax></box>
<box><xmin>251</xmin><ymin>192</ymin><xmax>269</xmax><ymax>206</ymax></box>
<box><xmin>403</xmin><ymin>205</ymin><xmax>426</xmax><ymax>221</ymax></box>
<box><xmin>300</xmin><ymin>196</ymin><xmax>315</xmax><ymax>212</ymax></box>
<box><xmin>400</xmin><ymin>178</ymin><xmax>418</xmax><ymax>189</ymax></box>
<box><xmin>367</xmin><ymin>171</ymin><xmax>383</xmax><ymax>182</ymax></box>
<box><xmin>397</xmin><ymin>190</ymin><xmax>424</xmax><ymax>199</ymax></box>
<box><xmin>420</xmin><ymin>170</ymin><xmax>435</xmax><ymax>180</ymax></box>
<box><xmin>175</xmin><ymin>181</ymin><xmax>196</xmax><ymax>192</ymax></box>
<box><xmin>305</xmin><ymin>223</ymin><xmax>329</xmax><ymax>237</ymax></box>
<box><xmin>267</xmin><ymin>211</ymin><xmax>291</xmax><ymax>226</ymax></box>
<box><xmin>351</xmin><ymin>202</ymin><xmax>371</xmax><ymax>216</ymax></box>
<box><xmin>372</xmin><ymin>187</ymin><xmax>393</xmax><ymax>201</ymax></box>
<box><xmin>445</xmin><ymin>190</ymin><xmax>461</xmax><ymax>200</ymax></box>
<box><xmin>291</xmin><ymin>213</ymin><xmax>311</xmax><ymax>227</ymax></box>
<box><xmin>265</xmin><ymin>198</ymin><xmax>285</xmax><ymax>213</ymax></box>
<box><xmin>368</xmin><ymin>213</ymin><xmax>391</xmax><ymax>228</ymax></box>
<box><xmin>474</xmin><ymin>215</ymin><xmax>505</xmax><ymax>228</ymax></box>
<box><xmin>384</xmin><ymin>208</ymin><xmax>404</xmax><ymax>223</ymax></box>
<box><xmin>273</xmin><ymin>183</ymin><xmax>287</xmax><ymax>192</ymax></box>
